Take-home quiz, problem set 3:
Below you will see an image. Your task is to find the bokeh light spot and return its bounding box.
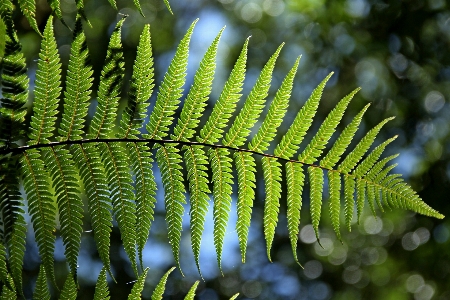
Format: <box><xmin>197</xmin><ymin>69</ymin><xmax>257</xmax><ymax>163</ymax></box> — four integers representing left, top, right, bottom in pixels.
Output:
<box><xmin>300</xmin><ymin>225</ymin><xmax>317</xmax><ymax>244</ymax></box>
<box><xmin>402</xmin><ymin>232</ymin><xmax>421</xmax><ymax>251</ymax></box>
<box><xmin>424</xmin><ymin>91</ymin><xmax>445</xmax><ymax>113</ymax></box>
<box><xmin>304</xmin><ymin>260</ymin><xmax>323</xmax><ymax>279</ymax></box>
<box><xmin>242</xmin><ymin>280</ymin><xmax>262</xmax><ymax>298</ymax></box>
<box><xmin>406</xmin><ymin>274</ymin><xmax>425</xmax><ymax>293</ymax></box>
<box><xmin>241</xmin><ymin>3</ymin><xmax>263</xmax><ymax>23</ymax></box>
<box><xmin>364</xmin><ymin>216</ymin><xmax>383</xmax><ymax>235</ymax></box>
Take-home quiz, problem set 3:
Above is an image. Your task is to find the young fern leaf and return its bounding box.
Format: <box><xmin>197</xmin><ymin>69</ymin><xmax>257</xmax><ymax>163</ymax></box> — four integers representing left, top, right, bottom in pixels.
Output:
<box><xmin>229</xmin><ymin>294</ymin><xmax>240</xmax><ymax>300</ymax></box>
<box><xmin>151</xmin><ymin>267</ymin><xmax>175</xmax><ymax>300</ymax></box>
<box><xmin>198</xmin><ymin>38</ymin><xmax>248</xmax><ymax>267</ymax></box>
<box><xmin>17</xmin><ymin>0</ymin><xmax>39</xmax><ymax>34</ymax></box>
<box><xmin>93</xmin><ymin>267</ymin><xmax>110</xmax><ymax>300</ymax></box>
<box><xmin>133</xmin><ymin>0</ymin><xmax>144</xmax><ymax>16</ymax></box>
<box><xmin>144</xmin><ymin>19</ymin><xmax>197</xmax><ymax>273</ymax></box>
<box><xmin>59</xmin><ymin>274</ymin><xmax>77</xmax><ymax>300</ymax></box>
<box><xmin>118</xmin><ymin>25</ymin><xmax>156</xmax><ymax>270</ymax></box>
<box><xmin>171</xmin><ymin>27</ymin><xmax>223</xmax><ymax>274</ymax></box>
<box><xmin>249</xmin><ymin>57</ymin><xmax>299</xmax><ymax>261</ymax></box>
<box><xmin>107</xmin><ymin>0</ymin><xmax>117</xmax><ymax>10</ymax></box>
<box><xmin>163</xmin><ymin>0</ymin><xmax>173</xmax><ymax>14</ymax></box>
<box><xmin>33</xmin><ymin>265</ymin><xmax>50</xmax><ymax>300</ymax></box>
<box><xmin>184</xmin><ymin>281</ymin><xmax>199</xmax><ymax>300</ymax></box>
<box><xmin>127</xmin><ymin>268</ymin><xmax>149</xmax><ymax>300</ymax></box>
<box><xmin>47</xmin><ymin>0</ymin><xmax>64</xmax><ymax>23</ymax></box>
<box><xmin>74</xmin><ymin>0</ymin><xmax>91</xmax><ymax>26</ymax></box>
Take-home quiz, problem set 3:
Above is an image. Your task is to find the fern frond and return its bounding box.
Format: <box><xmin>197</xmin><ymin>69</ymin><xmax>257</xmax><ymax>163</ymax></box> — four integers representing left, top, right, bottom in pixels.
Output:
<box><xmin>308</xmin><ymin>166</ymin><xmax>324</xmax><ymax>242</ymax></box>
<box><xmin>286</xmin><ymin>161</ymin><xmax>305</xmax><ymax>263</ymax></box>
<box><xmin>71</xmin><ymin>144</ymin><xmax>113</xmax><ymax>279</ymax></box>
<box><xmin>33</xmin><ymin>265</ymin><xmax>50</xmax><ymax>300</ymax></box>
<box><xmin>133</xmin><ymin>0</ymin><xmax>144</xmax><ymax>16</ymax></box>
<box><xmin>320</xmin><ymin>103</ymin><xmax>370</xmax><ymax>169</ymax></box>
<box><xmin>41</xmin><ymin>146</ymin><xmax>83</xmax><ymax>275</ymax></box>
<box><xmin>234</xmin><ymin>151</ymin><xmax>255</xmax><ymax>263</ymax></box>
<box><xmin>21</xmin><ymin>150</ymin><xmax>56</xmax><ymax>285</ymax></box>
<box><xmin>355</xmin><ymin>178</ymin><xmax>366</xmax><ymax>223</ymax></box>
<box><xmin>74</xmin><ymin>1</ymin><xmax>90</xmax><ymax>25</ymax></box>
<box><xmin>59</xmin><ymin>273</ymin><xmax>77</xmax><ymax>300</ymax></box>
<box><xmin>229</xmin><ymin>293</ymin><xmax>240</xmax><ymax>300</ymax></box>
<box><xmin>262</xmin><ymin>157</ymin><xmax>282</xmax><ymax>261</ymax></box>
<box><xmin>88</xmin><ymin>17</ymin><xmax>125</xmax><ymax>139</ymax></box>
<box><xmin>250</xmin><ymin>56</ymin><xmax>300</xmax><ymax>152</ymax></box>
<box><xmin>127</xmin><ymin>267</ymin><xmax>148</xmax><ymax>300</ymax></box>
<box><xmin>274</xmin><ymin>72</ymin><xmax>333</xmax><ymax>159</ymax></box>
<box><xmin>328</xmin><ymin>170</ymin><xmax>342</xmax><ymax>240</ymax></box>
<box><xmin>209</xmin><ymin>147</ymin><xmax>234</xmax><ymax>270</ymax></box>
<box><xmin>338</xmin><ymin>117</ymin><xmax>395</xmax><ymax>174</ymax></box>
<box><xmin>47</xmin><ymin>0</ymin><xmax>63</xmax><ymax>22</ymax></box>
<box><xmin>93</xmin><ymin>267</ymin><xmax>110</xmax><ymax>300</ymax></box>
<box><xmin>353</xmin><ymin>136</ymin><xmax>397</xmax><ymax>177</ymax></box>
<box><xmin>0</xmin><ymin>244</ymin><xmax>7</xmax><ymax>285</ymax></box>
<box><xmin>17</xmin><ymin>0</ymin><xmax>39</xmax><ymax>34</ymax></box>
<box><xmin>6</xmin><ymin>208</ymin><xmax>26</xmax><ymax>294</ymax></box>
<box><xmin>163</xmin><ymin>0</ymin><xmax>173</xmax><ymax>14</ymax></box>
<box><xmin>184</xmin><ymin>145</ymin><xmax>210</xmax><ymax>274</ymax></box>
<box><xmin>0</xmin><ymin>9</ymin><xmax>28</xmax><ymax>149</ymax></box>
<box><xmin>100</xmin><ymin>142</ymin><xmax>138</xmax><ymax>276</ymax></box>
<box><xmin>118</xmin><ymin>24</ymin><xmax>156</xmax><ymax>269</ymax></box>
<box><xmin>28</xmin><ymin>16</ymin><xmax>61</xmax><ymax>145</ymax></box>
<box><xmin>299</xmin><ymin>88</ymin><xmax>360</xmax><ymax>164</ymax></box>
<box><xmin>145</xmin><ymin>19</ymin><xmax>197</xmax><ymax>140</ymax></box>
<box><xmin>151</xmin><ymin>267</ymin><xmax>175</xmax><ymax>300</ymax></box>
<box><xmin>107</xmin><ymin>0</ymin><xmax>117</xmax><ymax>10</ymax></box>
<box><xmin>0</xmin><ymin>274</ymin><xmax>16</xmax><ymax>300</ymax></box>
<box><xmin>223</xmin><ymin>43</ymin><xmax>284</xmax><ymax>148</ymax></box>
<box><xmin>343</xmin><ymin>174</ymin><xmax>355</xmax><ymax>231</ymax></box>
<box><xmin>198</xmin><ymin>37</ymin><xmax>248</xmax><ymax>144</ymax></box>
<box><xmin>173</xmin><ymin>27</ymin><xmax>223</xmax><ymax>141</ymax></box>
<box><xmin>59</xmin><ymin>17</ymin><xmax>93</xmax><ymax>141</ymax></box>
<box><xmin>184</xmin><ymin>281</ymin><xmax>199</xmax><ymax>300</ymax></box>
<box><xmin>156</xmin><ymin>146</ymin><xmax>185</xmax><ymax>273</ymax></box>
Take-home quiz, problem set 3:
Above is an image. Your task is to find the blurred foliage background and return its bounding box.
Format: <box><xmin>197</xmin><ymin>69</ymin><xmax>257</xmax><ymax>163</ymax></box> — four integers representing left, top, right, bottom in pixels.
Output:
<box><xmin>8</xmin><ymin>0</ymin><xmax>450</xmax><ymax>299</ymax></box>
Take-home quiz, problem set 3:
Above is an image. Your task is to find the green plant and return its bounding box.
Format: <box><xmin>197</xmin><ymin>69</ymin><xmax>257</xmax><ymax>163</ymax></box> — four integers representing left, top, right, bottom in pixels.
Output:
<box><xmin>0</xmin><ymin>0</ymin><xmax>444</xmax><ymax>298</ymax></box>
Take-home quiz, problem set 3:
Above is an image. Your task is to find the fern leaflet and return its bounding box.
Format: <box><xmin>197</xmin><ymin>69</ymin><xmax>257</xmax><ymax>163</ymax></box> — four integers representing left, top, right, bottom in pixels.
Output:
<box><xmin>151</xmin><ymin>267</ymin><xmax>175</xmax><ymax>300</ymax></box>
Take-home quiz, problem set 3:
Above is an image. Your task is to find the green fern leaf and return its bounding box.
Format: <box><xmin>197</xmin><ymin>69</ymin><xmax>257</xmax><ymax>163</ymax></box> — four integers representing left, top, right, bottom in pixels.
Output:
<box><xmin>71</xmin><ymin>144</ymin><xmax>113</xmax><ymax>279</ymax></box>
<box><xmin>229</xmin><ymin>293</ymin><xmax>240</xmax><ymax>300</ymax></box>
<box><xmin>328</xmin><ymin>170</ymin><xmax>342</xmax><ymax>240</ymax></box>
<box><xmin>184</xmin><ymin>281</ymin><xmax>199</xmax><ymax>300</ymax></box>
<box><xmin>299</xmin><ymin>88</ymin><xmax>360</xmax><ymax>164</ymax></box>
<box><xmin>0</xmin><ymin>274</ymin><xmax>16</xmax><ymax>300</ymax></box>
<box><xmin>47</xmin><ymin>0</ymin><xmax>63</xmax><ymax>21</ymax></box>
<box><xmin>209</xmin><ymin>147</ymin><xmax>234</xmax><ymax>270</ymax></box>
<box><xmin>118</xmin><ymin>24</ymin><xmax>156</xmax><ymax>269</ymax></box>
<box><xmin>353</xmin><ymin>136</ymin><xmax>397</xmax><ymax>177</ymax></box>
<box><xmin>223</xmin><ymin>43</ymin><xmax>284</xmax><ymax>148</ymax></box>
<box><xmin>33</xmin><ymin>265</ymin><xmax>50</xmax><ymax>300</ymax></box>
<box><xmin>93</xmin><ymin>267</ymin><xmax>110</xmax><ymax>300</ymax></box>
<box><xmin>107</xmin><ymin>0</ymin><xmax>117</xmax><ymax>10</ymax></box>
<box><xmin>0</xmin><ymin>9</ymin><xmax>28</xmax><ymax>148</ymax></box>
<box><xmin>274</xmin><ymin>72</ymin><xmax>333</xmax><ymax>159</ymax></box>
<box><xmin>262</xmin><ymin>157</ymin><xmax>282</xmax><ymax>261</ymax></box>
<box><xmin>320</xmin><ymin>103</ymin><xmax>370</xmax><ymax>169</ymax></box>
<box><xmin>128</xmin><ymin>267</ymin><xmax>148</xmax><ymax>300</ymax></box>
<box><xmin>338</xmin><ymin>117</ymin><xmax>394</xmax><ymax>174</ymax></box>
<box><xmin>7</xmin><ymin>207</ymin><xmax>26</xmax><ymax>294</ymax></box>
<box><xmin>133</xmin><ymin>0</ymin><xmax>144</xmax><ymax>16</ymax></box>
<box><xmin>28</xmin><ymin>16</ymin><xmax>61</xmax><ymax>145</ymax></box>
<box><xmin>234</xmin><ymin>151</ymin><xmax>256</xmax><ymax>262</ymax></box>
<box><xmin>145</xmin><ymin>19</ymin><xmax>197</xmax><ymax>140</ymax></box>
<box><xmin>41</xmin><ymin>146</ymin><xmax>83</xmax><ymax>275</ymax></box>
<box><xmin>21</xmin><ymin>150</ymin><xmax>56</xmax><ymax>286</ymax></box>
<box><xmin>59</xmin><ymin>17</ymin><xmax>93</xmax><ymax>141</ymax></box>
<box><xmin>156</xmin><ymin>146</ymin><xmax>185</xmax><ymax>273</ymax></box>
<box><xmin>198</xmin><ymin>37</ymin><xmax>248</xmax><ymax>145</ymax></box>
<box><xmin>250</xmin><ymin>56</ymin><xmax>301</xmax><ymax>152</ymax></box>
<box><xmin>151</xmin><ymin>267</ymin><xmax>175</xmax><ymax>300</ymax></box>
<box><xmin>17</xmin><ymin>0</ymin><xmax>39</xmax><ymax>34</ymax></box>
<box><xmin>184</xmin><ymin>145</ymin><xmax>210</xmax><ymax>274</ymax></box>
<box><xmin>365</xmin><ymin>154</ymin><xmax>399</xmax><ymax>182</ymax></box>
<box><xmin>0</xmin><ymin>244</ymin><xmax>7</xmax><ymax>285</ymax></box>
<box><xmin>355</xmin><ymin>178</ymin><xmax>366</xmax><ymax>223</ymax></box>
<box><xmin>285</xmin><ymin>161</ymin><xmax>305</xmax><ymax>263</ymax></box>
<box><xmin>308</xmin><ymin>166</ymin><xmax>324</xmax><ymax>242</ymax></box>
<box><xmin>100</xmin><ymin>142</ymin><xmax>138</xmax><ymax>276</ymax></box>
<box><xmin>163</xmin><ymin>0</ymin><xmax>173</xmax><ymax>14</ymax></box>
<box><xmin>88</xmin><ymin>16</ymin><xmax>125</xmax><ymax>139</ymax></box>
<box><xmin>343</xmin><ymin>174</ymin><xmax>355</xmax><ymax>231</ymax></box>
<box><xmin>366</xmin><ymin>183</ymin><xmax>377</xmax><ymax>217</ymax></box>
<box><xmin>74</xmin><ymin>1</ymin><xmax>90</xmax><ymax>25</ymax></box>
<box><xmin>59</xmin><ymin>273</ymin><xmax>77</xmax><ymax>300</ymax></box>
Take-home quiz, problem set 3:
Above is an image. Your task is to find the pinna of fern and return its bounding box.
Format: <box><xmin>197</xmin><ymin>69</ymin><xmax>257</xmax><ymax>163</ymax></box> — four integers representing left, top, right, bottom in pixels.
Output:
<box><xmin>0</xmin><ymin>7</ymin><xmax>445</xmax><ymax>298</ymax></box>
